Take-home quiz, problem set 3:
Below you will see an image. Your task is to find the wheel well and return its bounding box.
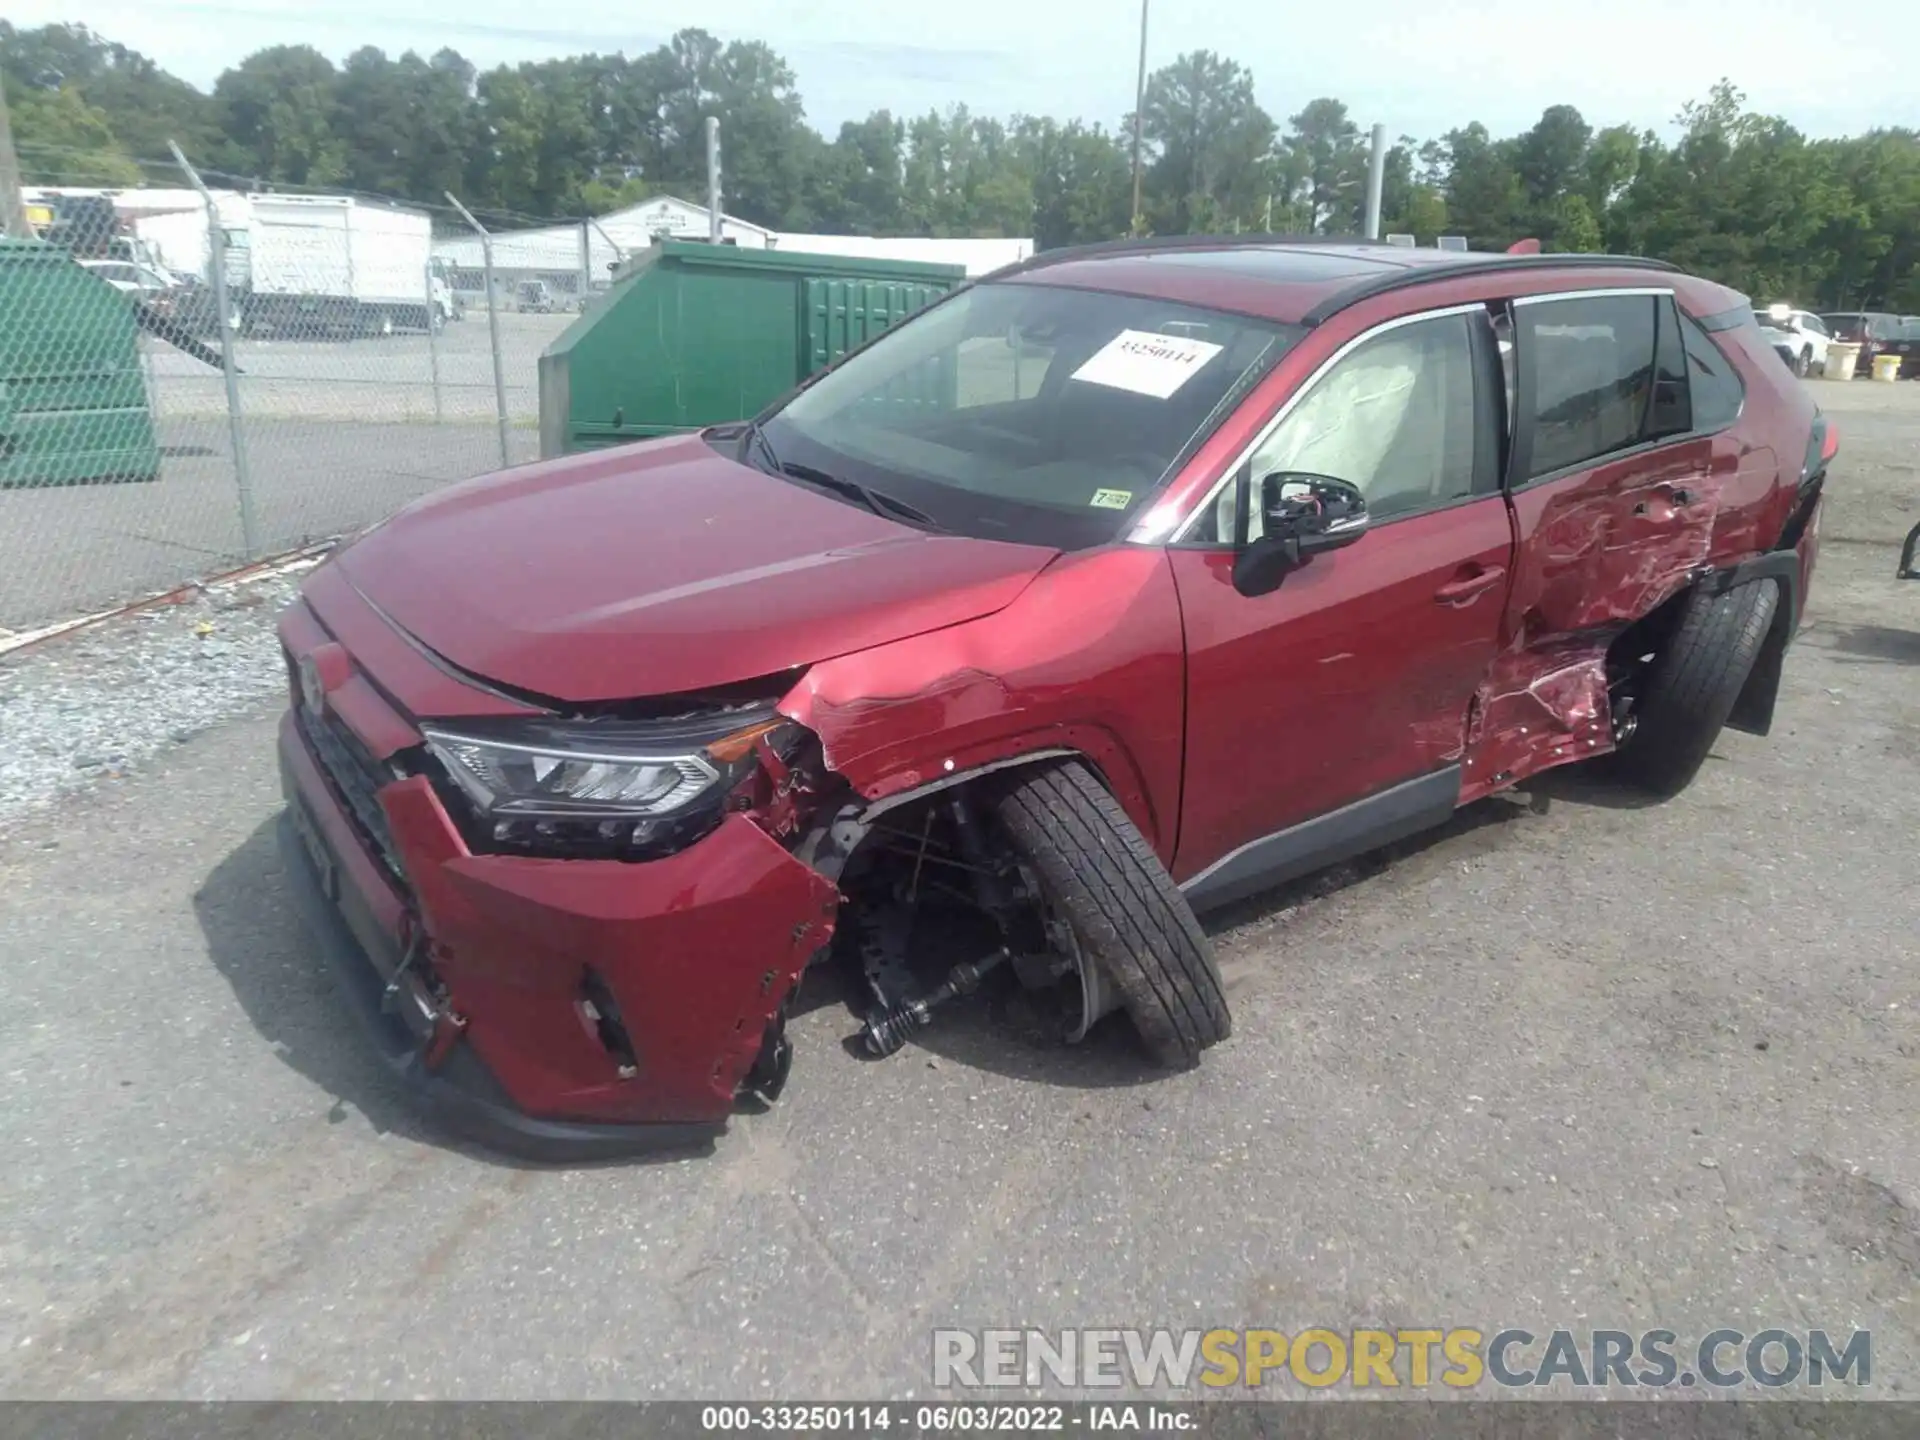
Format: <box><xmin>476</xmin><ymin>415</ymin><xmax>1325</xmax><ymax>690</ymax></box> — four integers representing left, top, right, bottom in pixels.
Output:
<box><xmin>796</xmin><ymin>749</ymin><xmax>1102</xmax><ymax>884</ymax></box>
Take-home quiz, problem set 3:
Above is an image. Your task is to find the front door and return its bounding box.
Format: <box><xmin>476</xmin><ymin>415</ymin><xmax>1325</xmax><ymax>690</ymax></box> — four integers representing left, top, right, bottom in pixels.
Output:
<box><xmin>1167</xmin><ymin>304</ymin><xmax>1514</xmax><ymax>900</ymax></box>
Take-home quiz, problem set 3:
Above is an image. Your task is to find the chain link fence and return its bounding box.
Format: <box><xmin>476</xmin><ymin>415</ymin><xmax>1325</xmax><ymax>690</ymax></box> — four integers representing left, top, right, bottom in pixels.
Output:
<box><xmin>1</xmin><ymin>152</ymin><xmax>569</xmax><ymax>637</ymax></box>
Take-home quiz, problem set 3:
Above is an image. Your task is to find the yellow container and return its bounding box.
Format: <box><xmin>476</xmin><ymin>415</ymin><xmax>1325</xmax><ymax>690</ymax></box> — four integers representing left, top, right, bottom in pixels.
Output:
<box><xmin>1872</xmin><ymin>352</ymin><xmax>1903</xmax><ymax>382</ymax></box>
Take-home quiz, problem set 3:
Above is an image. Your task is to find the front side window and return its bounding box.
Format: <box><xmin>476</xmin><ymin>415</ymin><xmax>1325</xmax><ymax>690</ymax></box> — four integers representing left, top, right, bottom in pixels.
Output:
<box><xmin>1196</xmin><ymin>310</ymin><xmax>1485</xmax><ymax>543</ymax></box>
<box><xmin>760</xmin><ymin>282</ymin><xmax>1303</xmax><ymax>550</ymax></box>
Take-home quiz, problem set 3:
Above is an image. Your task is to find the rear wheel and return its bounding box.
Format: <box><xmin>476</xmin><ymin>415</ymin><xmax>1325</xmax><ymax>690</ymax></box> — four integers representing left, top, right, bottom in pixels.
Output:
<box><xmin>1607</xmin><ymin>579</ymin><xmax>1779</xmax><ymax>798</ymax></box>
<box><xmin>990</xmin><ymin>761</ymin><xmax>1230</xmax><ymax>1067</ymax></box>
<box><xmin>1794</xmin><ymin>347</ymin><xmax>1812</xmax><ymax>378</ymax></box>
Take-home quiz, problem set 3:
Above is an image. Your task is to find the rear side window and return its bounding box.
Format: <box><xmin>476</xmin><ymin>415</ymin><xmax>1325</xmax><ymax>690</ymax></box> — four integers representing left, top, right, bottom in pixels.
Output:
<box><xmin>1681</xmin><ymin>314</ymin><xmax>1744</xmax><ymax>431</ymax></box>
<box><xmin>1516</xmin><ymin>294</ymin><xmax>1659</xmax><ymax>478</ymax></box>
<box><xmin>1648</xmin><ymin>297</ymin><xmax>1691</xmax><ymax>438</ymax></box>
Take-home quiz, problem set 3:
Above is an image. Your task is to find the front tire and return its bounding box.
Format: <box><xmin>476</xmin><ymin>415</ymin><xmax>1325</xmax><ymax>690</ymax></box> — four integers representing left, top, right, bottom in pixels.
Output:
<box><xmin>990</xmin><ymin>761</ymin><xmax>1230</xmax><ymax>1067</ymax></box>
<box><xmin>1609</xmin><ymin>579</ymin><xmax>1779</xmax><ymax>798</ymax></box>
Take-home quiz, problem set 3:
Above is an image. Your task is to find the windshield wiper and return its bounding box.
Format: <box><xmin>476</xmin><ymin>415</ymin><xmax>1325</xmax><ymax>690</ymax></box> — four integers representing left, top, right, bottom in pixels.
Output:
<box><xmin>734</xmin><ymin>421</ymin><xmax>942</xmax><ymax>530</ymax></box>
<box><xmin>778</xmin><ymin>458</ymin><xmax>943</xmax><ymax>530</ymax></box>
<box><xmin>736</xmin><ymin>419</ymin><xmax>783</xmax><ymax>477</ymax></box>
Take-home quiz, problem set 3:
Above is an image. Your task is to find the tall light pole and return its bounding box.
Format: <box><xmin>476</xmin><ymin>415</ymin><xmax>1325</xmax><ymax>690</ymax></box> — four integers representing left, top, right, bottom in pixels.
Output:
<box><xmin>0</xmin><ymin>70</ymin><xmax>31</xmax><ymax>239</ymax></box>
<box><xmin>1128</xmin><ymin>0</ymin><xmax>1149</xmax><ymax>235</ymax></box>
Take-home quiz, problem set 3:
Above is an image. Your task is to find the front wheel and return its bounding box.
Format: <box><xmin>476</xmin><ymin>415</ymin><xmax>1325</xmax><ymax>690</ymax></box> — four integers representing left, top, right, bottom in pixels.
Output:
<box><xmin>990</xmin><ymin>761</ymin><xmax>1230</xmax><ymax>1067</ymax></box>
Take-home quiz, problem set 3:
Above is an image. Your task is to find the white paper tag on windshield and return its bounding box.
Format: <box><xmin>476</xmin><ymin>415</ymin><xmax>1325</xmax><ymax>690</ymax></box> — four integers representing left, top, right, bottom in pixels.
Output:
<box><xmin>1071</xmin><ymin>329</ymin><xmax>1225</xmax><ymax>399</ymax></box>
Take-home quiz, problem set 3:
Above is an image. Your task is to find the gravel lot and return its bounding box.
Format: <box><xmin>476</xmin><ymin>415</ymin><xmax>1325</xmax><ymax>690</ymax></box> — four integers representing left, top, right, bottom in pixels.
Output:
<box><xmin>0</xmin><ymin>380</ymin><xmax>1915</xmax><ymax>1402</ymax></box>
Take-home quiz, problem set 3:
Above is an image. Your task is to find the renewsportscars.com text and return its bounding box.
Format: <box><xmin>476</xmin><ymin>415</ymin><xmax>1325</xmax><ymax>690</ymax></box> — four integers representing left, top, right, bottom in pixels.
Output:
<box><xmin>932</xmin><ymin>1327</ymin><xmax>1872</xmax><ymax>1391</ymax></box>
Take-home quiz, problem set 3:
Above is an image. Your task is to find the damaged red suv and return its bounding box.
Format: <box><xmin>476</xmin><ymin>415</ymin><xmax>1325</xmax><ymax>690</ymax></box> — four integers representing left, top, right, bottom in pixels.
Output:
<box><xmin>277</xmin><ymin>238</ymin><xmax>1833</xmax><ymax>1158</ymax></box>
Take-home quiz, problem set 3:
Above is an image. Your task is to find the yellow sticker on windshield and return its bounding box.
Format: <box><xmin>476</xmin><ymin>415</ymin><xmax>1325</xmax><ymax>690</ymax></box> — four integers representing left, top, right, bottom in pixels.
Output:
<box><xmin>1090</xmin><ymin>488</ymin><xmax>1133</xmax><ymax>509</ymax></box>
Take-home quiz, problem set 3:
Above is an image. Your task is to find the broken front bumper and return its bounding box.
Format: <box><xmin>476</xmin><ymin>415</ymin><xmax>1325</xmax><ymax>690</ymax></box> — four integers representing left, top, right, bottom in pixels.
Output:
<box><xmin>276</xmin><ymin>709</ymin><xmax>840</xmax><ymax>1161</ymax></box>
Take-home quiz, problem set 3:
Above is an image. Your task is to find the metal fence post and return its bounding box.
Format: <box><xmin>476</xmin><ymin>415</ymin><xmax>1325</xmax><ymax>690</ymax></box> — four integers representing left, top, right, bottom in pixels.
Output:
<box><xmin>446</xmin><ymin>192</ymin><xmax>511</xmax><ymax>468</ymax></box>
<box><xmin>578</xmin><ymin>219</ymin><xmax>591</xmax><ymax>309</ymax></box>
<box><xmin>589</xmin><ymin>219</ymin><xmax>625</xmax><ymax>284</ymax></box>
<box><xmin>424</xmin><ymin>259</ymin><xmax>444</xmax><ymax>424</ymax></box>
<box><xmin>171</xmin><ymin>140</ymin><xmax>258</xmax><ymax>557</ymax></box>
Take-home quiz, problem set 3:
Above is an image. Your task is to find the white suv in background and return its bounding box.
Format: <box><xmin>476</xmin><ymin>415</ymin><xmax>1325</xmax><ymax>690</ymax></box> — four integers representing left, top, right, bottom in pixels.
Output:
<box><xmin>1756</xmin><ymin>305</ymin><xmax>1831</xmax><ymax>377</ymax></box>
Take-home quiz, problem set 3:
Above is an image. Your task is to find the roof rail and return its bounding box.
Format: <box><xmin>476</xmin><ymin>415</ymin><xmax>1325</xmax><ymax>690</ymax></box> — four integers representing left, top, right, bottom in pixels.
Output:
<box><xmin>1005</xmin><ymin>232</ymin><xmax>1401</xmax><ymax>277</ymax></box>
<box><xmin>1300</xmin><ymin>252</ymin><xmax>1684</xmax><ymax>326</ymax></box>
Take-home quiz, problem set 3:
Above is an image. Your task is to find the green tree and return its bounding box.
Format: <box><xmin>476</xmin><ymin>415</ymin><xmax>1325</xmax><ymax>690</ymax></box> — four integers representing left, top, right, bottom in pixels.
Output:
<box><xmin>213</xmin><ymin>45</ymin><xmax>346</xmax><ymax>185</ymax></box>
<box><xmin>6</xmin><ymin>82</ymin><xmax>140</xmax><ymax>183</ymax></box>
<box><xmin>1137</xmin><ymin>51</ymin><xmax>1274</xmax><ymax>233</ymax></box>
<box><xmin>1</xmin><ymin>22</ymin><xmax>218</xmax><ymax>161</ymax></box>
<box><xmin>1549</xmin><ymin>194</ymin><xmax>1602</xmax><ymax>252</ymax></box>
<box><xmin>1511</xmin><ymin>104</ymin><xmax>1592</xmax><ymax>242</ymax></box>
<box><xmin>1282</xmin><ymin>98</ymin><xmax>1365</xmax><ymax>232</ymax></box>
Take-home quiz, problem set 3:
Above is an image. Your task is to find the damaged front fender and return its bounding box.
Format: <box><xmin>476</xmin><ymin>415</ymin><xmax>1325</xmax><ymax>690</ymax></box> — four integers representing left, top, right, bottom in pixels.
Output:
<box><xmin>776</xmin><ymin>546</ymin><xmax>1188</xmax><ymax>861</ymax></box>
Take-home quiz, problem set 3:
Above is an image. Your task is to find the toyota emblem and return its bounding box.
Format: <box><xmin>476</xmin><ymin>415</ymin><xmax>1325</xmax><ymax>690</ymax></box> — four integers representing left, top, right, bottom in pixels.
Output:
<box><xmin>298</xmin><ymin>654</ymin><xmax>326</xmax><ymax>715</ymax></box>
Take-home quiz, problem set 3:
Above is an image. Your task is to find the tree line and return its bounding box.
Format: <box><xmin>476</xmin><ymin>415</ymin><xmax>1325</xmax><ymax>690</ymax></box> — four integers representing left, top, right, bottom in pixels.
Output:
<box><xmin>5</xmin><ymin>21</ymin><xmax>1919</xmax><ymax>310</ymax></box>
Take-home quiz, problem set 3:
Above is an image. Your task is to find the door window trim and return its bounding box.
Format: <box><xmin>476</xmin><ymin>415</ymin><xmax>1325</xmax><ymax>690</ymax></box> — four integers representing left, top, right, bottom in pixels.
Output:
<box><xmin>1149</xmin><ymin>300</ymin><xmax>1493</xmax><ymax>546</ymax></box>
<box><xmin>1504</xmin><ymin>287</ymin><xmax>1691</xmax><ymax>492</ymax></box>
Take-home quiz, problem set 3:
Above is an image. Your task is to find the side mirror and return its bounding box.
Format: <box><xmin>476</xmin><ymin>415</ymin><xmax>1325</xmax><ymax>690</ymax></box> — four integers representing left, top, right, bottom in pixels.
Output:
<box><xmin>1231</xmin><ymin>473</ymin><xmax>1370</xmax><ymax>598</ymax></box>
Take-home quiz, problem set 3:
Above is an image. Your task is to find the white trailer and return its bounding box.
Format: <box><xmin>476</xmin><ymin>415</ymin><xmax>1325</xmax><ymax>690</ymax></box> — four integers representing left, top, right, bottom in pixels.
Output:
<box><xmin>237</xmin><ymin>194</ymin><xmax>451</xmax><ymax>337</ymax></box>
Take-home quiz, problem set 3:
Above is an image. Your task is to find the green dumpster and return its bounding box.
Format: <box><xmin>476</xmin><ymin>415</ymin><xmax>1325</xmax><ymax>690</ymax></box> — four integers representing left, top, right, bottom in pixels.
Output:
<box><xmin>0</xmin><ymin>238</ymin><xmax>162</xmax><ymax>487</ymax></box>
<box><xmin>538</xmin><ymin>240</ymin><xmax>965</xmax><ymax>459</ymax></box>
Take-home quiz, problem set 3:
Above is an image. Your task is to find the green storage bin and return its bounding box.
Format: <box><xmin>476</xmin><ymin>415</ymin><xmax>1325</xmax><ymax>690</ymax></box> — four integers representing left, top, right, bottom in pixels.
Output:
<box><xmin>0</xmin><ymin>237</ymin><xmax>161</xmax><ymax>487</ymax></box>
<box><xmin>539</xmin><ymin>240</ymin><xmax>965</xmax><ymax>458</ymax></box>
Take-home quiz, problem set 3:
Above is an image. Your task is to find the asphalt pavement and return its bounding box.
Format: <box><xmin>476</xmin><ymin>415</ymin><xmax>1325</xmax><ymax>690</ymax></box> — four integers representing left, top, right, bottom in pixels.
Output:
<box><xmin>0</xmin><ymin>384</ymin><xmax>1915</xmax><ymax>1401</ymax></box>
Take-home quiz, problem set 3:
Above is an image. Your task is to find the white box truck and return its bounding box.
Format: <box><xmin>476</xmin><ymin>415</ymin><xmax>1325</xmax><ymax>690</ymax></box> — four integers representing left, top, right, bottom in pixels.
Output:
<box><xmin>232</xmin><ymin>194</ymin><xmax>451</xmax><ymax>337</ymax></box>
<box><xmin>132</xmin><ymin>191</ymin><xmax>452</xmax><ymax>338</ymax></box>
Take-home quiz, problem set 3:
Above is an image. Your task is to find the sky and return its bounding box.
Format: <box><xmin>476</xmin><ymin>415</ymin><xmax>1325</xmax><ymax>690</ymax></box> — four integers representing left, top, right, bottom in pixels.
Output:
<box><xmin>14</xmin><ymin>0</ymin><xmax>1919</xmax><ymax>145</ymax></box>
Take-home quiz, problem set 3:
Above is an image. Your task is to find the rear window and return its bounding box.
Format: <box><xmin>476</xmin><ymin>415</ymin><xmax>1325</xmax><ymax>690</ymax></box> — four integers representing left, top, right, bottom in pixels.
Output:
<box><xmin>1821</xmin><ymin>312</ymin><xmax>1895</xmax><ymax>341</ymax></box>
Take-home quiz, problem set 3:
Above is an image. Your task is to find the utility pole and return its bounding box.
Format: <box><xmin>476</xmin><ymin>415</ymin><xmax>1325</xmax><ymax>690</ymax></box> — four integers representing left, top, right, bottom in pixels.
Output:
<box><xmin>705</xmin><ymin>116</ymin><xmax>723</xmax><ymax>243</ymax></box>
<box><xmin>1363</xmin><ymin>123</ymin><xmax>1387</xmax><ymax>240</ymax></box>
<box><xmin>0</xmin><ymin>70</ymin><xmax>32</xmax><ymax>239</ymax></box>
<box><xmin>1128</xmin><ymin>0</ymin><xmax>1149</xmax><ymax>235</ymax></box>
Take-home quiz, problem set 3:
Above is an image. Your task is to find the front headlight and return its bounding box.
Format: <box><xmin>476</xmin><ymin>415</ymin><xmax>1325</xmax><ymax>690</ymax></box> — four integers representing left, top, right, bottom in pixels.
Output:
<box><xmin>420</xmin><ymin>707</ymin><xmax>788</xmax><ymax>858</ymax></box>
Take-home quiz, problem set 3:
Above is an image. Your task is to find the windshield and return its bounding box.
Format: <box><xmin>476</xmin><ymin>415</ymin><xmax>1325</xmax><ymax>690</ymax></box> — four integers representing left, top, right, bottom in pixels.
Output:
<box><xmin>757</xmin><ymin>281</ymin><xmax>1303</xmax><ymax>549</ymax></box>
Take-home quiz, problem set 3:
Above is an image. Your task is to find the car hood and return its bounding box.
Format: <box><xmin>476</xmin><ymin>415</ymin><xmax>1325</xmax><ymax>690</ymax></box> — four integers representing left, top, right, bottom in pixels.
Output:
<box><xmin>335</xmin><ymin>433</ymin><xmax>1057</xmax><ymax>704</ymax></box>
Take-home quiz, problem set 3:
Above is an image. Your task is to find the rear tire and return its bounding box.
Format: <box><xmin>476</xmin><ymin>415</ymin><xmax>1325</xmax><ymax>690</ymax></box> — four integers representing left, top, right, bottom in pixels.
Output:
<box><xmin>990</xmin><ymin>761</ymin><xmax>1230</xmax><ymax>1068</ymax></box>
<box><xmin>1609</xmin><ymin>579</ymin><xmax>1780</xmax><ymax>798</ymax></box>
<box><xmin>1794</xmin><ymin>347</ymin><xmax>1811</xmax><ymax>378</ymax></box>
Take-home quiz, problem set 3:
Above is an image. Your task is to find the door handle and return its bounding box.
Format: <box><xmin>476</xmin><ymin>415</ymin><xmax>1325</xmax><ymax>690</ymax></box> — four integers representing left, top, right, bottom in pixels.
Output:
<box><xmin>1433</xmin><ymin>565</ymin><xmax>1506</xmax><ymax>605</ymax></box>
<box><xmin>1635</xmin><ymin>480</ymin><xmax>1706</xmax><ymax>515</ymax></box>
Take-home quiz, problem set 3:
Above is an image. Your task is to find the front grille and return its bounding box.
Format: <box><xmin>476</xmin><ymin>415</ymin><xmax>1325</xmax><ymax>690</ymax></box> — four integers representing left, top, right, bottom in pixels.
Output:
<box><xmin>296</xmin><ymin>699</ymin><xmax>407</xmax><ymax>885</ymax></box>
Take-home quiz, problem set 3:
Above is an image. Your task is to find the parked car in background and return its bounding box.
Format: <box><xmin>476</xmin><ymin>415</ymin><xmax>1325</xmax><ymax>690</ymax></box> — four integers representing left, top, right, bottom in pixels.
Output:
<box><xmin>1754</xmin><ymin>305</ymin><xmax>1829</xmax><ymax>377</ymax></box>
<box><xmin>275</xmin><ymin>238</ymin><xmax>1833</xmax><ymax>1158</ymax></box>
<box><xmin>1882</xmin><ymin>318</ymin><xmax>1920</xmax><ymax>379</ymax></box>
<box><xmin>77</xmin><ymin>258</ymin><xmax>180</xmax><ymax>317</ymax></box>
<box><xmin>1755</xmin><ymin>317</ymin><xmax>1800</xmax><ymax>373</ymax></box>
<box><xmin>1819</xmin><ymin>311</ymin><xmax>1901</xmax><ymax>375</ymax></box>
<box><xmin>517</xmin><ymin>279</ymin><xmax>555</xmax><ymax>313</ymax></box>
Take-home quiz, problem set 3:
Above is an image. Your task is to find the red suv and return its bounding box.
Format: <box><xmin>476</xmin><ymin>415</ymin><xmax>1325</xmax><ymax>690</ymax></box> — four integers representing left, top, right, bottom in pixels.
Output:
<box><xmin>277</xmin><ymin>239</ymin><xmax>1833</xmax><ymax>1158</ymax></box>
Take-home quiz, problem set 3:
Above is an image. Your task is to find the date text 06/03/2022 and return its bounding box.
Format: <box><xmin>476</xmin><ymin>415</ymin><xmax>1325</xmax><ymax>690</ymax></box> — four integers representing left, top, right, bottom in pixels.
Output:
<box><xmin>699</xmin><ymin>1405</ymin><xmax>1193</xmax><ymax>1432</ymax></box>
